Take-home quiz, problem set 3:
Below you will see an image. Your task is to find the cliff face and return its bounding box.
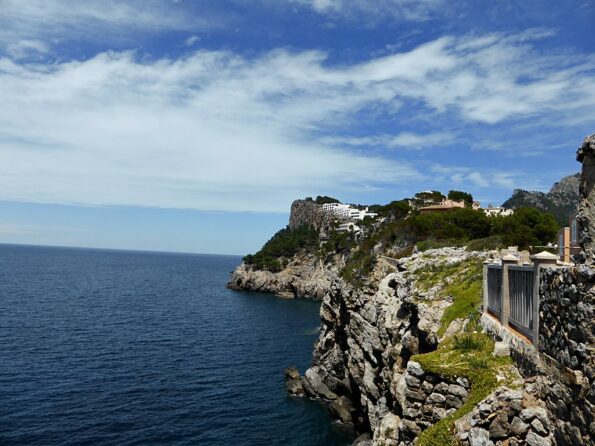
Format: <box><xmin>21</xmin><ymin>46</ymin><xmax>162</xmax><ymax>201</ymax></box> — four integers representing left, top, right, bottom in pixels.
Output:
<box><xmin>227</xmin><ymin>253</ymin><xmax>337</xmax><ymax>299</ymax></box>
<box><xmin>288</xmin><ymin>199</ymin><xmax>337</xmax><ymax>231</ymax></box>
<box><xmin>577</xmin><ymin>134</ymin><xmax>595</xmax><ymax>265</ymax></box>
<box><xmin>296</xmin><ymin>248</ymin><xmax>494</xmax><ymax>443</ymax></box>
<box><xmin>293</xmin><ymin>246</ymin><xmax>593</xmax><ymax>446</ymax></box>
<box><xmin>228</xmin><ymin>198</ymin><xmax>340</xmax><ymax>299</ymax></box>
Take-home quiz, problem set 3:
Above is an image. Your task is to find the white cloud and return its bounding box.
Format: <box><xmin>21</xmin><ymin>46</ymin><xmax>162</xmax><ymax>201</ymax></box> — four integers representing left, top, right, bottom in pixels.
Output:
<box><xmin>320</xmin><ymin>131</ymin><xmax>453</xmax><ymax>149</ymax></box>
<box><xmin>0</xmin><ymin>0</ymin><xmax>218</xmax><ymax>56</ymax></box>
<box><xmin>184</xmin><ymin>35</ymin><xmax>201</xmax><ymax>47</ymax></box>
<box><xmin>2</xmin><ymin>32</ymin><xmax>594</xmax><ymax>212</ymax></box>
<box><xmin>0</xmin><ymin>51</ymin><xmax>423</xmax><ymax>212</ymax></box>
<box><xmin>291</xmin><ymin>0</ymin><xmax>445</xmax><ymax>22</ymax></box>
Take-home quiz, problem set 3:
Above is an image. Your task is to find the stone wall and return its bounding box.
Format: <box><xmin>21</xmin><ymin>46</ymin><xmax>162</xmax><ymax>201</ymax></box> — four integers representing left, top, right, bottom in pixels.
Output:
<box><xmin>397</xmin><ymin>360</ymin><xmax>470</xmax><ymax>443</ymax></box>
<box><xmin>538</xmin><ymin>266</ymin><xmax>593</xmax><ymax>374</ymax></box>
<box><xmin>537</xmin><ymin>266</ymin><xmax>594</xmax><ymax>445</ymax></box>
<box><xmin>455</xmin><ymin>386</ymin><xmax>555</xmax><ymax>446</ymax></box>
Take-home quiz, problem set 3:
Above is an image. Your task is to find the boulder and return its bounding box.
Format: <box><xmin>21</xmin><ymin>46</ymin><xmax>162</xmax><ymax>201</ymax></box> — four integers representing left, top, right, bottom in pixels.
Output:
<box><xmin>283</xmin><ymin>367</ymin><xmax>304</xmax><ymax>396</ymax></box>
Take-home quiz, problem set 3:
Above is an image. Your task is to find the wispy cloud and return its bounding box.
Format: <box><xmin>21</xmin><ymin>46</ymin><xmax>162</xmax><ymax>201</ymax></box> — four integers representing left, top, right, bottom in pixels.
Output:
<box><xmin>290</xmin><ymin>0</ymin><xmax>445</xmax><ymax>22</ymax></box>
<box><xmin>0</xmin><ymin>0</ymin><xmax>219</xmax><ymax>58</ymax></box>
<box><xmin>320</xmin><ymin>132</ymin><xmax>453</xmax><ymax>149</ymax></box>
<box><xmin>1</xmin><ymin>31</ymin><xmax>594</xmax><ymax>212</ymax></box>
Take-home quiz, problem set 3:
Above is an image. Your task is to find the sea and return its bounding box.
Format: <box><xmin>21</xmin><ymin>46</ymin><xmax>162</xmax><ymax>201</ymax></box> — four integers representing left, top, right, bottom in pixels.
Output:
<box><xmin>0</xmin><ymin>244</ymin><xmax>353</xmax><ymax>446</ymax></box>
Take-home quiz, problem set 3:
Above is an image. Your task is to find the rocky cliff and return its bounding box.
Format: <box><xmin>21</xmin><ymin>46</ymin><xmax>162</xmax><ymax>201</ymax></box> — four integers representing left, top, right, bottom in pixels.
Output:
<box><xmin>284</xmin><ymin>135</ymin><xmax>595</xmax><ymax>446</ymax></box>
<box><xmin>288</xmin><ymin>199</ymin><xmax>337</xmax><ymax>231</ymax></box>
<box><xmin>288</xmin><ymin>247</ymin><xmax>593</xmax><ymax>445</ymax></box>
<box><xmin>502</xmin><ymin>173</ymin><xmax>579</xmax><ymax>226</ymax></box>
<box><xmin>289</xmin><ymin>248</ymin><xmax>506</xmax><ymax>445</ymax></box>
<box><xmin>228</xmin><ymin>198</ymin><xmax>341</xmax><ymax>299</ymax></box>
<box><xmin>233</xmin><ymin>135</ymin><xmax>594</xmax><ymax>445</ymax></box>
<box><xmin>227</xmin><ymin>253</ymin><xmax>337</xmax><ymax>299</ymax></box>
<box><xmin>577</xmin><ymin>134</ymin><xmax>595</xmax><ymax>265</ymax></box>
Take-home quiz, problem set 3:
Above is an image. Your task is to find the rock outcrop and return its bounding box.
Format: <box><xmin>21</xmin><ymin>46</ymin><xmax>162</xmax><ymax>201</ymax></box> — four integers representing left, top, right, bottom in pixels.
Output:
<box><xmin>455</xmin><ymin>385</ymin><xmax>555</xmax><ymax>446</ymax></box>
<box><xmin>296</xmin><ymin>248</ymin><xmax>490</xmax><ymax>444</ymax></box>
<box><xmin>577</xmin><ymin>133</ymin><xmax>595</xmax><ymax>265</ymax></box>
<box><xmin>227</xmin><ymin>253</ymin><xmax>337</xmax><ymax>299</ymax></box>
<box><xmin>502</xmin><ymin>173</ymin><xmax>579</xmax><ymax>226</ymax></box>
<box><xmin>288</xmin><ymin>199</ymin><xmax>337</xmax><ymax>231</ymax></box>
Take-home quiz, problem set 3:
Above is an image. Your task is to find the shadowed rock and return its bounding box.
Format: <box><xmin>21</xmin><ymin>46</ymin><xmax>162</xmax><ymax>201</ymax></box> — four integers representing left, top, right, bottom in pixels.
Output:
<box><xmin>576</xmin><ymin>133</ymin><xmax>595</xmax><ymax>265</ymax></box>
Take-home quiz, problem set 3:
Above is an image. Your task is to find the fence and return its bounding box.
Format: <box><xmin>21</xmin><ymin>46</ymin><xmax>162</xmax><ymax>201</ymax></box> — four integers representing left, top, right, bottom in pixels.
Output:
<box><xmin>486</xmin><ymin>265</ymin><xmax>502</xmax><ymax>319</ymax></box>
<box><xmin>507</xmin><ymin>266</ymin><xmax>534</xmax><ymax>339</ymax></box>
<box><xmin>483</xmin><ymin>252</ymin><xmax>558</xmax><ymax>344</ymax></box>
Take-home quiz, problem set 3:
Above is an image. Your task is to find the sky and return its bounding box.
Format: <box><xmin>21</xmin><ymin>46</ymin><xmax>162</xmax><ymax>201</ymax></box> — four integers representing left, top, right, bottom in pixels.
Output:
<box><xmin>1</xmin><ymin>0</ymin><xmax>594</xmax><ymax>255</ymax></box>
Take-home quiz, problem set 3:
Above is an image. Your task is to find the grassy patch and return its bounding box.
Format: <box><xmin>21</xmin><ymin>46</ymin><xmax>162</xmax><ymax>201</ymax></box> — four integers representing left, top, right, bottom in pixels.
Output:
<box><xmin>414</xmin><ymin>258</ymin><xmax>483</xmax><ymax>337</ymax></box>
<box><xmin>412</xmin><ymin>333</ymin><xmax>512</xmax><ymax>446</ymax></box>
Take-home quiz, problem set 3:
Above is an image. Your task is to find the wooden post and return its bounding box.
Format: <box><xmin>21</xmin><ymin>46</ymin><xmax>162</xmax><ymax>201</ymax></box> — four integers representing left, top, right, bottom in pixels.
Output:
<box><xmin>501</xmin><ymin>254</ymin><xmax>518</xmax><ymax>327</ymax></box>
<box><xmin>530</xmin><ymin>251</ymin><xmax>559</xmax><ymax>346</ymax></box>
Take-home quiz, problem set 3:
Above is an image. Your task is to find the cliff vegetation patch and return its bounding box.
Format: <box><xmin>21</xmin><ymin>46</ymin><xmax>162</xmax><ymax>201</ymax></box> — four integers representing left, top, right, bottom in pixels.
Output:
<box><xmin>413</xmin><ymin>333</ymin><xmax>512</xmax><ymax>446</ymax></box>
<box><xmin>413</xmin><ymin>258</ymin><xmax>484</xmax><ymax>336</ymax></box>
<box><xmin>243</xmin><ymin>225</ymin><xmax>319</xmax><ymax>271</ymax></box>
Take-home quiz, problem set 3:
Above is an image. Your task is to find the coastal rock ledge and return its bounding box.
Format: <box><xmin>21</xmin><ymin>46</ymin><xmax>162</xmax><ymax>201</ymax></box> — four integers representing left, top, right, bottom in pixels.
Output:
<box><xmin>227</xmin><ymin>254</ymin><xmax>336</xmax><ymax>299</ymax></box>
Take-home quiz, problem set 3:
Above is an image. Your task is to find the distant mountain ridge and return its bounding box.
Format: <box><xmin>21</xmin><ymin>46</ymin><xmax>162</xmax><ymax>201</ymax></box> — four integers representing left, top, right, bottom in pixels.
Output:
<box><xmin>502</xmin><ymin>173</ymin><xmax>580</xmax><ymax>226</ymax></box>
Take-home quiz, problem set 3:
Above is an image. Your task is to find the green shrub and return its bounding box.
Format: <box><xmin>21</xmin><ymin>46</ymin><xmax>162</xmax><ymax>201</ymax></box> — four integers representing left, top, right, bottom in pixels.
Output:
<box><xmin>314</xmin><ymin>195</ymin><xmax>340</xmax><ymax>205</ymax></box>
<box><xmin>490</xmin><ymin>207</ymin><xmax>558</xmax><ymax>249</ymax></box>
<box><xmin>414</xmin><ymin>258</ymin><xmax>483</xmax><ymax>336</ymax></box>
<box><xmin>244</xmin><ymin>225</ymin><xmax>319</xmax><ymax>271</ymax></box>
<box><xmin>453</xmin><ymin>334</ymin><xmax>486</xmax><ymax>351</ymax></box>
<box><xmin>340</xmin><ymin>251</ymin><xmax>376</xmax><ymax>287</ymax></box>
<box><xmin>447</xmin><ymin>190</ymin><xmax>473</xmax><ymax>206</ymax></box>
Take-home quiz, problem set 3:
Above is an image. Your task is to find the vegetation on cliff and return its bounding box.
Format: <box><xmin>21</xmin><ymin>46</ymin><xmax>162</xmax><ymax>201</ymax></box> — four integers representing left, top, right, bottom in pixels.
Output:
<box><xmin>243</xmin><ymin>225</ymin><xmax>318</xmax><ymax>272</ymax></box>
<box><xmin>243</xmin><ymin>188</ymin><xmax>559</xmax><ymax>276</ymax></box>
<box><xmin>413</xmin><ymin>333</ymin><xmax>513</xmax><ymax>446</ymax></box>
<box><xmin>413</xmin><ymin>258</ymin><xmax>483</xmax><ymax>336</ymax></box>
<box><xmin>502</xmin><ymin>173</ymin><xmax>579</xmax><ymax>226</ymax></box>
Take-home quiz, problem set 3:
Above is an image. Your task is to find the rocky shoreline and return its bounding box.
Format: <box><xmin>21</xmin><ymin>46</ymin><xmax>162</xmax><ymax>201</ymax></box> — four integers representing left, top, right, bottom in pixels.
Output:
<box><xmin>227</xmin><ymin>253</ymin><xmax>337</xmax><ymax>299</ymax></box>
<box><xmin>229</xmin><ymin>135</ymin><xmax>595</xmax><ymax>445</ymax></box>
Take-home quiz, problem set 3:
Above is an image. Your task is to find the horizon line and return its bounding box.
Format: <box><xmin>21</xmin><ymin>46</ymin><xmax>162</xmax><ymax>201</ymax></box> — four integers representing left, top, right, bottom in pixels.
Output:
<box><xmin>0</xmin><ymin>242</ymin><xmax>243</xmax><ymax>258</ymax></box>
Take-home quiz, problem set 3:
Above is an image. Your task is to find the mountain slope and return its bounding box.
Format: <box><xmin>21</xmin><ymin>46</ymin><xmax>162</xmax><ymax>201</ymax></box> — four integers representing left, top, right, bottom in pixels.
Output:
<box><xmin>502</xmin><ymin>173</ymin><xmax>579</xmax><ymax>226</ymax></box>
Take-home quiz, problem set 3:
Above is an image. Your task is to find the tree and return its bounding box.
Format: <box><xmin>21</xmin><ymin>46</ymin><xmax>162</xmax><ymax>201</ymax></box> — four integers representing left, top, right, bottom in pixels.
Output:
<box><xmin>448</xmin><ymin>190</ymin><xmax>474</xmax><ymax>206</ymax></box>
<box><xmin>315</xmin><ymin>196</ymin><xmax>340</xmax><ymax>205</ymax></box>
<box><xmin>412</xmin><ymin>191</ymin><xmax>445</xmax><ymax>207</ymax></box>
<box><xmin>375</xmin><ymin>200</ymin><xmax>411</xmax><ymax>220</ymax></box>
<box><xmin>491</xmin><ymin>207</ymin><xmax>558</xmax><ymax>249</ymax></box>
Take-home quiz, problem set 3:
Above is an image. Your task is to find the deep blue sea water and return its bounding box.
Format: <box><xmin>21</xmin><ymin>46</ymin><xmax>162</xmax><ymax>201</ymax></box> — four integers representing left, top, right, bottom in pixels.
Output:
<box><xmin>0</xmin><ymin>244</ymin><xmax>352</xmax><ymax>446</ymax></box>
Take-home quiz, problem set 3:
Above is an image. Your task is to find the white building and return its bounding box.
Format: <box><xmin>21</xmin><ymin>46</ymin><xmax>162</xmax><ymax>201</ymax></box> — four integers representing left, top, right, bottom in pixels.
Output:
<box><xmin>322</xmin><ymin>202</ymin><xmax>377</xmax><ymax>221</ymax></box>
<box><xmin>483</xmin><ymin>206</ymin><xmax>514</xmax><ymax>217</ymax></box>
<box><xmin>337</xmin><ymin>222</ymin><xmax>361</xmax><ymax>233</ymax></box>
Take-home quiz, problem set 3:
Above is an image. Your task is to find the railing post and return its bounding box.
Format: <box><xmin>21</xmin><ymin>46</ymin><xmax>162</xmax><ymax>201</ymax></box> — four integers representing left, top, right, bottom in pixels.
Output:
<box><xmin>530</xmin><ymin>251</ymin><xmax>558</xmax><ymax>346</ymax></box>
<box><xmin>482</xmin><ymin>261</ymin><xmax>489</xmax><ymax>313</ymax></box>
<box><xmin>500</xmin><ymin>254</ymin><xmax>518</xmax><ymax>327</ymax></box>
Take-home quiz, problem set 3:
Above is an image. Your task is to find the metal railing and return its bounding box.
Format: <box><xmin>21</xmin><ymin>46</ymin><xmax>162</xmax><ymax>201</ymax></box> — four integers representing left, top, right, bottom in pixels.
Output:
<box><xmin>483</xmin><ymin>252</ymin><xmax>559</xmax><ymax>346</ymax></box>
<box><xmin>486</xmin><ymin>265</ymin><xmax>502</xmax><ymax>319</ymax></box>
<box><xmin>508</xmin><ymin>266</ymin><xmax>534</xmax><ymax>340</ymax></box>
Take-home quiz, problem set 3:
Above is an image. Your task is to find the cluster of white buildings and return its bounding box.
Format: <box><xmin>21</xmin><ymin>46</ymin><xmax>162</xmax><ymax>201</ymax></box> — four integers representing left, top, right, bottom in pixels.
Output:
<box><xmin>483</xmin><ymin>206</ymin><xmax>515</xmax><ymax>217</ymax></box>
<box><xmin>419</xmin><ymin>199</ymin><xmax>514</xmax><ymax>218</ymax></box>
<box><xmin>321</xmin><ymin>203</ymin><xmax>378</xmax><ymax>221</ymax></box>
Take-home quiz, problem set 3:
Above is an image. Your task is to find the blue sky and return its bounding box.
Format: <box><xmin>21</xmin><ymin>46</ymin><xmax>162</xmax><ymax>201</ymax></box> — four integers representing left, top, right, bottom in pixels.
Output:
<box><xmin>1</xmin><ymin>0</ymin><xmax>594</xmax><ymax>255</ymax></box>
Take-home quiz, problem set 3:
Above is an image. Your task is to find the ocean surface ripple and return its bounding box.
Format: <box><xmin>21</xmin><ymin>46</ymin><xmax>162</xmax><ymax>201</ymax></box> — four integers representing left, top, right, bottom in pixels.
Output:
<box><xmin>0</xmin><ymin>245</ymin><xmax>352</xmax><ymax>446</ymax></box>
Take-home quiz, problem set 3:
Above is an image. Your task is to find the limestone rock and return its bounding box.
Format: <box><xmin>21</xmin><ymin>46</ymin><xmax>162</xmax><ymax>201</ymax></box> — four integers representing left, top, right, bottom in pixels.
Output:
<box><xmin>284</xmin><ymin>367</ymin><xmax>304</xmax><ymax>396</ymax></box>
<box><xmin>468</xmin><ymin>427</ymin><xmax>493</xmax><ymax>446</ymax></box>
<box><xmin>576</xmin><ymin>133</ymin><xmax>595</xmax><ymax>264</ymax></box>
<box><xmin>493</xmin><ymin>341</ymin><xmax>510</xmax><ymax>357</ymax></box>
